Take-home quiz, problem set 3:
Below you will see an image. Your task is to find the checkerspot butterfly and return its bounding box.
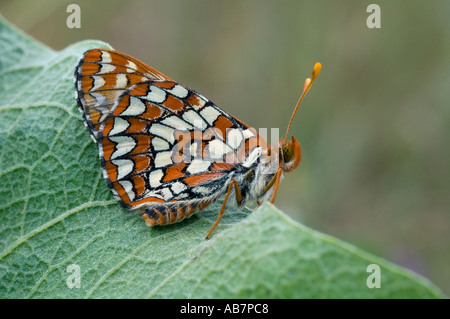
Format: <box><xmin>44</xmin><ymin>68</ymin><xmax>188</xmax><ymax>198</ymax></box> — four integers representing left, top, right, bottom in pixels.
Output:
<box><xmin>74</xmin><ymin>48</ymin><xmax>321</xmax><ymax>238</ymax></box>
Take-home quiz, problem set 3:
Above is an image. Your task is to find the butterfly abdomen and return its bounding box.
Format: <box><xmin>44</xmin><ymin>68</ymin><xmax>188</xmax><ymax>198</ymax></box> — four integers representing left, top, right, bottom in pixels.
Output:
<box><xmin>142</xmin><ymin>202</ymin><xmax>207</xmax><ymax>226</ymax></box>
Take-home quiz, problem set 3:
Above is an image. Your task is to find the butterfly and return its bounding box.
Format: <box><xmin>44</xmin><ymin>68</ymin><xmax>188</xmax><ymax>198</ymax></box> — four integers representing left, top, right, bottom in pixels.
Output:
<box><xmin>74</xmin><ymin>48</ymin><xmax>321</xmax><ymax>238</ymax></box>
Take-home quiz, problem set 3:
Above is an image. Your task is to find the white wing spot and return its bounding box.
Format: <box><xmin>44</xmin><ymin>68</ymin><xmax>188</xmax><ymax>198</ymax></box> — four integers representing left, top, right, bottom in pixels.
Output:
<box><xmin>91</xmin><ymin>75</ymin><xmax>105</xmax><ymax>91</ymax></box>
<box><xmin>101</xmin><ymin>51</ymin><xmax>112</xmax><ymax>63</ymax></box>
<box><xmin>115</xmin><ymin>73</ymin><xmax>128</xmax><ymax>88</ymax></box>
<box><xmin>154</xmin><ymin>151</ymin><xmax>173</xmax><ymax>168</ymax></box>
<box><xmin>112</xmin><ymin>159</ymin><xmax>134</xmax><ymax>180</ymax></box>
<box><xmin>200</xmin><ymin>106</ymin><xmax>221</xmax><ymax>125</ymax></box>
<box><xmin>109</xmin><ymin>136</ymin><xmax>136</xmax><ymax>160</ymax></box>
<box><xmin>99</xmin><ymin>63</ymin><xmax>115</xmax><ymax>74</ymax></box>
<box><xmin>109</xmin><ymin>117</ymin><xmax>130</xmax><ymax>136</ymax></box>
<box><xmin>166</xmin><ymin>84</ymin><xmax>188</xmax><ymax>98</ymax></box>
<box><xmin>227</xmin><ymin>128</ymin><xmax>243</xmax><ymax>149</ymax></box>
<box><xmin>120</xmin><ymin>96</ymin><xmax>146</xmax><ymax>116</ymax></box>
<box><xmin>171</xmin><ymin>182</ymin><xmax>187</xmax><ymax>194</ymax></box>
<box><xmin>149</xmin><ymin>169</ymin><xmax>164</xmax><ymax>188</ymax></box>
<box><xmin>152</xmin><ymin>136</ymin><xmax>170</xmax><ymax>151</ymax></box>
<box><xmin>187</xmin><ymin>159</ymin><xmax>211</xmax><ymax>174</ymax></box>
<box><xmin>149</xmin><ymin>123</ymin><xmax>175</xmax><ymax>144</ymax></box>
<box><xmin>146</xmin><ymin>85</ymin><xmax>166</xmax><ymax>104</ymax></box>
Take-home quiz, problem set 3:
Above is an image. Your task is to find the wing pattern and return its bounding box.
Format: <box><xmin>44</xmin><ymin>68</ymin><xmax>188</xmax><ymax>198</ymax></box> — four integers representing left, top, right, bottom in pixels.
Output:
<box><xmin>75</xmin><ymin>48</ymin><xmax>268</xmax><ymax>225</ymax></box>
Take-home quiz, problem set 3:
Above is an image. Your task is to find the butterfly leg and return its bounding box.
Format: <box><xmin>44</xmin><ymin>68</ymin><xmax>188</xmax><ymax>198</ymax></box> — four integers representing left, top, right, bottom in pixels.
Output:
<box><xmin>259</xmin><ymin>166</ymin><xmax>283</xmax><ymax>204</ymax></box>
<box><xmin>269</xmin><ymin>167</ymin><xmax>283</xmax><ymax>203</ymax></box>
<box><xmin>205</xmin><ymin>179</ymin><xmax>242</xmax><ymax>239</ymax></box>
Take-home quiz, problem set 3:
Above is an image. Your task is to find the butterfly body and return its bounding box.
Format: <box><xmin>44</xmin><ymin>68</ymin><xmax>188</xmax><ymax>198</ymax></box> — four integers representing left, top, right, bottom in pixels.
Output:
<box><xmin>75</xmin><ymin>48</ymin><xmax>319</xmax><ymax>237</ymax></box>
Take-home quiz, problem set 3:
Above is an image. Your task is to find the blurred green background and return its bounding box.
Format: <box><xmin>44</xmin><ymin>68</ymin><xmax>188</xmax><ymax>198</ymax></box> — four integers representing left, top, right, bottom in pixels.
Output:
<box><xmin>1</xmin><ymin>0</ymin><xmax>449</xmax><ymax>295</ymax></box>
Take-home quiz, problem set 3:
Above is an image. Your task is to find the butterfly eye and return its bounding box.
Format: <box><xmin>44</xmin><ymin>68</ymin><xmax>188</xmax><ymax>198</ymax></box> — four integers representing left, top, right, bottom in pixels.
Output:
<box><xmin>282</xmin><ymin>145</ymin><xmax>293</xmax><ymax>163</ymax></box>
<box><xmin>281</xmin><ymin>136</ymin><xmax>301</xmax><ymax>172</ymax></box>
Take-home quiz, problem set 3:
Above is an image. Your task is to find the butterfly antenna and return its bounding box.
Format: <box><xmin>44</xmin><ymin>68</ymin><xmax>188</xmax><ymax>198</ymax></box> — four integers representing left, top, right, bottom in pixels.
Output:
<box><xmin>284</xmin><ymin>63</ymin><xmax>322</xmax><ymax>141</ymax></box>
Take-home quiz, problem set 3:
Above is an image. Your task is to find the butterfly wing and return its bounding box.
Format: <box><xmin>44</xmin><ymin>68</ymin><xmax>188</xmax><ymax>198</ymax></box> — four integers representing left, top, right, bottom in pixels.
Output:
<box><xmin>75</xmin><ymin>49</ymin><xmax>268</xmax><ymax>225</ymax></box>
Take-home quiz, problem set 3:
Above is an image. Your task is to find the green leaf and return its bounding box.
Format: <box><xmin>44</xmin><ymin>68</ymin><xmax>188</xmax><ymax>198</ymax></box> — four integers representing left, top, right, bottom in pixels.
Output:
<box><xmin>0</xmin><ymin>15</ymin><xmax>445</xmax><ymax>299</ymax></box>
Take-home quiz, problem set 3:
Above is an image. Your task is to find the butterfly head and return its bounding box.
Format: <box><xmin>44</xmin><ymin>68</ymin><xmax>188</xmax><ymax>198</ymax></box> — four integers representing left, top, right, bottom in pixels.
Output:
<box><xmin>279</xmin><ymin>135</ymin><xmax>302</xmax><ymax>173</ymax></box>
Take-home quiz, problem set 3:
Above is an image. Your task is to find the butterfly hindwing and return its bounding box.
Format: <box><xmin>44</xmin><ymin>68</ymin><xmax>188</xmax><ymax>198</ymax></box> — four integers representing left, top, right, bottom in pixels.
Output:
<box><xmin>75</xmin><ymin>48</ymin><xmax>268</xmax><ymax>226</ymax></box>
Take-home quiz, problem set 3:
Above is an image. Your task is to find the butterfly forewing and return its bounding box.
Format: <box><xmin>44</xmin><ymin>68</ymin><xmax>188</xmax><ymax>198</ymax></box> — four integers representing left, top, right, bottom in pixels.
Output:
<box><xmin>75</xmin><ymin>48</ymin><xmax>268</xmax><ymax>226</ymax></box>
<box><xmin>75</xmin><ymin>49</ymin><xmax>173</xmax><ymax>141</ymax></box>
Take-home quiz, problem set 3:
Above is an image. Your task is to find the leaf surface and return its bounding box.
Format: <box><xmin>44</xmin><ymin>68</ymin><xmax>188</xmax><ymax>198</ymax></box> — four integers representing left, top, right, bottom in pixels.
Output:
<box><xmin>0</xmin><ymin>15</ymin><xmax>445</xmax><ymax>299</ymax></box>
